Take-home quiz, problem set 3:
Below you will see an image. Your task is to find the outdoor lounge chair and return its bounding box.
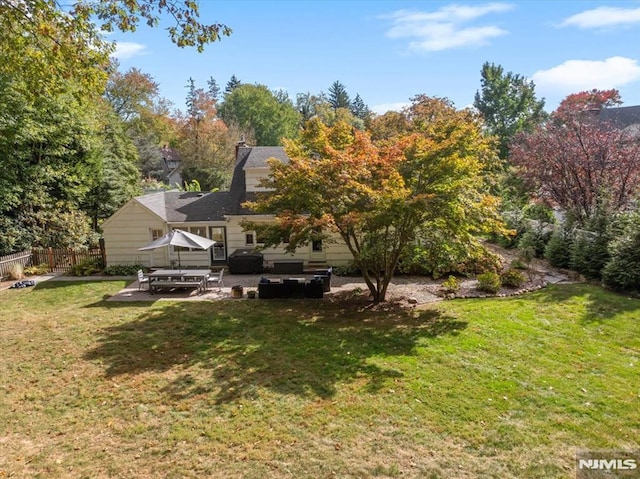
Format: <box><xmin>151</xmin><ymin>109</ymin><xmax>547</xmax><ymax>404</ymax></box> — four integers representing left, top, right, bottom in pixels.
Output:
<box><xmin>137</xmin><ymin>269</ymin><xmax>150</xmax><ymax>291</ymax></box>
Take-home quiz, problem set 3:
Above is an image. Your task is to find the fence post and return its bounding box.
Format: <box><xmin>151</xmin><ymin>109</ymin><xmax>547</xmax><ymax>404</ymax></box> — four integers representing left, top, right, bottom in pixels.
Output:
<box><xmin>99</xmin><ymin>238</ymin><xmax>106</xmax><ymax>269</ymax></box>
<box><xmin>48</xmin><ymin>247</ymin><xmax>54</xmax><ymax>272</ymax></box>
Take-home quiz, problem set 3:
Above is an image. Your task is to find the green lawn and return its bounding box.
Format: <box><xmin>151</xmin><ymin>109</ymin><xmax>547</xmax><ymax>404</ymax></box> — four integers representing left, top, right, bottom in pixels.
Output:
<box><xmin>1</xmin><ymin>281</ymin><xmax>638</xmax><ymax>478</ymax></box>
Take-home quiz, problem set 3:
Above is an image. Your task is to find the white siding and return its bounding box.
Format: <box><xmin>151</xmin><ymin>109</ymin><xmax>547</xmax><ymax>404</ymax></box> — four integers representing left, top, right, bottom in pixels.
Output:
<box><xmin>225</xmin><ymin>216</ymin><xmax>353</xmax><ymax>267</ymax></box>
<box><xmin>244</xmin><ymin>167</ymin><xmax>272</xmax><ymax>192</ymax></box>
<box><xmin>103</xmin><ymin>201</ymin><xmax>167</xmax><ymax>267</ymax></box>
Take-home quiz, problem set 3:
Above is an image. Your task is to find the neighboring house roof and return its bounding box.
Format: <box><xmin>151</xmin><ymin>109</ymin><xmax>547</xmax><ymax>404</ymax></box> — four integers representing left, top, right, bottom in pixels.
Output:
<box><xmin>598</xmin><ymin>105</ymin><xmax>640</xmax><ymax>130</ymax></box>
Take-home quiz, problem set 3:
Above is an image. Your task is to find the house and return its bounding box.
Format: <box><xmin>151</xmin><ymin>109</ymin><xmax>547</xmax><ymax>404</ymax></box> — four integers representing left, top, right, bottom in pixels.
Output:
<box><xmin>598</xmin><ymin>105</ymin><xmax>640</xmax><ymax>136</ymax></box>
<box><xmin>161</xmin><ymin>145</ymin><xmax>183</xmax><ymax>187</ymax></box>
<box><xmin>102</xmin><ymin>144</ymin><xmax>353</xmax><ymax>269</ymax></box>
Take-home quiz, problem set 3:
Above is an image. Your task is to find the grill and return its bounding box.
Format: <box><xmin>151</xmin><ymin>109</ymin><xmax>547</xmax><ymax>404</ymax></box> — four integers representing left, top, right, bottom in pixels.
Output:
<box><xmin>228</xmin><ymin>248</ymin><xmax>264</xmax><ymax>274</ymax></box>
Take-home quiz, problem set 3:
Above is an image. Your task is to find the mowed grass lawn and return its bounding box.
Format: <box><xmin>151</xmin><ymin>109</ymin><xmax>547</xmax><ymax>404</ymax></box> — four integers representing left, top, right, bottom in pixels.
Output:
<box><xmin>0</xmin><ymin>281</ymin><xmax>638</xmax><ymax>478</ymax></box>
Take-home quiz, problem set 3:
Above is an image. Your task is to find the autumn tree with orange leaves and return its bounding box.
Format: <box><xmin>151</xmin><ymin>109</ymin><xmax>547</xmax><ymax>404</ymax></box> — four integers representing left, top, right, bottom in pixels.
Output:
<box><xmin>244</xmin><ymin>96</ymin><xmax>505</xmax><ymax>302</ymax></box>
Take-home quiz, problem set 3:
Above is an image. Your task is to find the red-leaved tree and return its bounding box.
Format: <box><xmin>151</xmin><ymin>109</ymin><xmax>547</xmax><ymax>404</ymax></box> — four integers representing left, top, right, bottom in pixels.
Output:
<box><xmin>510</xmin><ymin>90</ymin><xmax>640</xmax><ymax>223</ymax></box>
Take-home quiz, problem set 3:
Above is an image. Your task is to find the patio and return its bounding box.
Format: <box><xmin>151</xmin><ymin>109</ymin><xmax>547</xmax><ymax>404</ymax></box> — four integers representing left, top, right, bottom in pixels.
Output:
<box><xmin>107</xmin><ymin>272</ymin><xmax>367</xmax><ymax>302</ymax></box>
<box><xmin>106</xmin><ymin>272</ymin><xmax>442</xmax><ymax>304</ymax></box>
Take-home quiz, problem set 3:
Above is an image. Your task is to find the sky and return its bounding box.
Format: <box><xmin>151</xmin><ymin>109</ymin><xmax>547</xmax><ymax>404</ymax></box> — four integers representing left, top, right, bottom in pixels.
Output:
<box><xmin>109</xmin><ymin>0</ymin><xmax>640</xmax><ymax>115</ymax></box>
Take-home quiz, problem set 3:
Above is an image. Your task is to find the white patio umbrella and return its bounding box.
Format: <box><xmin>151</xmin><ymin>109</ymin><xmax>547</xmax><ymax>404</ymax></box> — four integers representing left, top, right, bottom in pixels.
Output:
<box><xmin>138</xmin><ymin>229</ymin><xmax>215</xmax><ymax>268</ymax></box>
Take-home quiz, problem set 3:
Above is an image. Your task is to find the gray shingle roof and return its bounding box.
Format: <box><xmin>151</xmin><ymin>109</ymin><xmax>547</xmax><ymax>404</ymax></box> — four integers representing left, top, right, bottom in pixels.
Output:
<box><xmin>134</xmin><ymin>146</ymin><xmax>291</xmax><ymax>223</ymax></box>
<box><xmin>243</xmin><ymin>146</ymin><xmax>289</xmax><ymax>168</ymax></box>
<box><xmin>598</xmin><ymin>105</ymin><xmax>640</xmax><ymax>129</ymax></box>
<box><xmin>136</xmin><ymin>191</ymin><xmax>235</xmax><ymax>222</ymax></box>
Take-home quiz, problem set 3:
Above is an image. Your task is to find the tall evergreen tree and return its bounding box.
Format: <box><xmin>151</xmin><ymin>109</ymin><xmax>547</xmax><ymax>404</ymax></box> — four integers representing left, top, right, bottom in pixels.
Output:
<box><xmin>350</xmin><ymin>94</ymin><xmax>371</xmax><ymax>121</ymax></box>
<box><xmin>327</xmin><ymin>81</ymin><xmax>351</xmax><ymax>110</ymax></box>
<box><xmin>225</xmin><ymin>74</ymin><xmax>241</xmax><ymax>94</ymax></box>
<box><xmin>207</xmin><ymin>77</ymin><xmax>221</xmax><ymax>103</ymax></box>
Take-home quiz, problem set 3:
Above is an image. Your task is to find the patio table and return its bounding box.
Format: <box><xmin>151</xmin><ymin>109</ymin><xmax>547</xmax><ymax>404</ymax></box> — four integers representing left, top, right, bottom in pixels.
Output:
<box><xmin>148</xmin><ymin>269</ymin><xmax>210</xmax><ymax>295</ymax></box>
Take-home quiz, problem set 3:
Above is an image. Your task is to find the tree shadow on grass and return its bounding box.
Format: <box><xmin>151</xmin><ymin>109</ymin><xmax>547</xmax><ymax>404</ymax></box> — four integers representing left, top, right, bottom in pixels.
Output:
<box><xmin>527</xmin><ymin>283</ymin><xmax>640</xmax><ymax>323</ymax></box>
<box><xmin>83</xmin><ymin>298</ymin><xmax>466</xmax><ymax>403</ymax></box>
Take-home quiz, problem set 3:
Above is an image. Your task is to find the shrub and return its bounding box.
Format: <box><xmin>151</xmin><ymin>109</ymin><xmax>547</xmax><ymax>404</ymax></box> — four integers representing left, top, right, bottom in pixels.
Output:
<box><xmin>500</xmin><ymin>268</ymin><xmax>526</xmax><ymax>288</ymax></box>
<box><xmin>68</xmin><ymin>258</ymin><xmax>101</xmax><ymax>276</ymax></box>
<box><xmin>517</xmin><ymin>228</ymin><xmax>552</xmax><ymax>258</ymax></box>
<box><xmin>398</xmin><ymin>234</ymin><xmax>503</xmax><ymax>279</ymax></box>
<box><xmin>332</xmin><ymin>261</ymin><xmax>360</xmax><ymax>277</ymax></box>
<box><xmin>8</xmin><ymin>263</ymin><xmax>24</xmax><ymax>280</ymax></box>
<box><xmin>441</xmin><ymin>275</ymin><xmax>461</xmax><ymax>293</ymax></box>
<box><xmin>570</xmin><ymin>205</ymin><xmax>614</xmax><ymax>279</ymax></box>
<box><xmin>545</xmin><ymin>226</ymin><xmax>573</xmax><ymax>268</ymax></box>
<box><xmin>509</xmin><ymin>258</ymin><xmax>527</xmax><ymax>270</ymax></box>
<box><xmin>103</xmin><ymin>264</ymin><xmax>145</xmax><ymax>276</ymax></box>
<box><xmin>24</xmin><ymin>263</ymin><xmax>50</xmax><ymax>276</ymax></box>
<box><xmin>602</xmin><ymin>212</ymin><xmax>640</xmax><ymax>292</ymax></box>
<box><xmin>570</xmin><ymin>230</ymin><xmax>610</xmax><ymax>279</ymax></box>
<box><xmin>477</xmin><ymin>271</ymin><xmax>501</xmax><ymax>294</ymax></box>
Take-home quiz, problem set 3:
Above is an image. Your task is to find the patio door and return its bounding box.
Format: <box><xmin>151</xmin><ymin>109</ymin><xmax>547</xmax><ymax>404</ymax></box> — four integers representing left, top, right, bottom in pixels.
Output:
<box><xmin>209</xmin><ymin>227</ymin><xmax>227</xmax><ymax>262</ymax></box>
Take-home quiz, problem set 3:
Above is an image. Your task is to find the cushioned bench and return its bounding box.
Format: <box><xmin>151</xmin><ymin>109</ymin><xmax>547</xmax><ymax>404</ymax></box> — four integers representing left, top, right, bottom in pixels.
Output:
<box><xmin>150</xmin><ymin>280</ymin><xmax>204</xmax><ymax>294</ymax></box>
<box><xmin>258</xmin><ymin>278</ymin><xmax>323</xmax><ymax>299</ymax></box>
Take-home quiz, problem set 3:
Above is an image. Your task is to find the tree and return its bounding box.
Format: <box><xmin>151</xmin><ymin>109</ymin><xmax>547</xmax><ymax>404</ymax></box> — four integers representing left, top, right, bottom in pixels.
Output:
<box><xmin>218</xmin><ymin>84</ymin><xmax>300</xmax><ymax>145</ymax></box>
<box><xmin>368</xmin><ymin>110</ymin><xmax>411</xmax><ymax>142</ymax></box>
<box><xmin>82</xmin><ymin>104</ymin><xmax>141</xmax><ymax>231</ymax></box>
<box><xmin>327</xmin><ymin>81</ymin><xmax>351</xmax><ymax>110</ymax></box>
<box><xmin>296</xmin><ymin>92</ymin><xmax>326</xmax><ymax>122</ymax></box>
<box><xmin>553</xmin><ymin>88</ymin><xmax>621</xmax><ymax>123</ymax></box>
<box><xmin>350</xmin><ymin>94</ymin><xmax>372</xmax><ymax>123</ymax></box>
<box><xmin>225</xmin><ymin>74</ymin><xmax>241</xmax><ymax>94</ymax></box>
<box><xmin>0</xmin><ymin>77</ymin><xmax>106</xmax><ymax>253</ymax></box>
<box><xmin>175</xmin><ymin>81</ymin><xmax>236</xmax><ymax>190</ymax></box>
<box><xmin>0</xmin><ymin>0</ymin><xmax>231</xmax><ymax>97</ymax></box>
<box><xmin>207</xmin><ymin>77</ymin><xmax>221</xmax><ymax>103</ymax></box>
<box><xmin>474</xmin><ymin>62</ymin><xmax>547</xmax><ymax>161</ymax></box>
<box><xmin>104</xmin><ymin>63</ymin><xmax>160</xmax><ymax>122</ymax></box>
<box><xmin>602</xmin><ymin>210</ymin><xmax>640</xmax><ymax>291</ymax></box>
<box><xmin>510</xmin><ymin>90</ymin><xmax>640</xmax><ymax>224</ymax></box>
<box><xmin>244</xmin><ymin>96</ymin><xmax>505</xmax><ymax>302</ymax></box>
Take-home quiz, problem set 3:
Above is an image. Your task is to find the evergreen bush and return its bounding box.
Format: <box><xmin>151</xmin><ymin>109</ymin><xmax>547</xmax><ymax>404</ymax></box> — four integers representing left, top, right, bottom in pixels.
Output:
<box><xmin>602</xmin><ymin>213</ymin><xmax>640</xmax><ymax>292</ymax></box>
<box><xmin>545</xmin><ymin>226</ymin><xmax>573</xmax><ymax>268</ymax></box>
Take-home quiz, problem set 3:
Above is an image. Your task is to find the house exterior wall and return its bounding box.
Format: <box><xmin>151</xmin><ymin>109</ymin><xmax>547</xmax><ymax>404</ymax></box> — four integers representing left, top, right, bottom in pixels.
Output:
<box><xmin>104</xmin><ymin>208</ymin><xmax>354</xmax><ymax>269</ymax></box>
<box><xmin>103</xmin><ymin>200</ymin><xmax>168</xmax><ymax>267</ymax></box>
<box><xmin>244</xmin><ymin>167</ymin><xmax>271</xmax><ymax>192</ymax></box>
<box><xmin>225</xmin><ymin>216</ymin><xmax>353</xmax><ymax>267</ymax></box>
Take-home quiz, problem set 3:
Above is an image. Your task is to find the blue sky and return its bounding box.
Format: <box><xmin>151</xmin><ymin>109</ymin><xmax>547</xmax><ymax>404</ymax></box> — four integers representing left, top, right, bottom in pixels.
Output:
<box><xmin>110</xmin><ymin>1</ymin><xmax>640</xmax><ymax>114</ymax></box>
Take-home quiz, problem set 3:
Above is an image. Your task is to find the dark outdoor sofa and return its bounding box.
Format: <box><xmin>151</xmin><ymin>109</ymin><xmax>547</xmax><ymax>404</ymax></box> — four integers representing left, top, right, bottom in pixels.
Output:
<box><xmin>258</xmin><ymin>277</ymin><xmax>324</xmax><ymax>299</ymax></box>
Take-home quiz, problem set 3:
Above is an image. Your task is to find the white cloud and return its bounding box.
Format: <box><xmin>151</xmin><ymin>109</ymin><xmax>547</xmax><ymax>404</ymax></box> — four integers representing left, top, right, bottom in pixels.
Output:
<box><xmin>532</xmin><ymin>57</ymin><xmax>640</xmax><ymax>94</ymax></box>
<box><xmin>560</xmin><ymin>6</ymin><xmax>640</xmax><ymax>29</ymax></box>
<box><xmin>110</xmin><ymin>41</ymin><xmax>148</xmax><ymax>60</ymax></box>
<box><xmin>371</xmin><ymin>102</ymin><xmax>411</xmax><ymax>115</ymax></box>
<box><xmin>384</xmin><ymin>3</ymin><xmax>513</xmax><ymax>52</ymax></box>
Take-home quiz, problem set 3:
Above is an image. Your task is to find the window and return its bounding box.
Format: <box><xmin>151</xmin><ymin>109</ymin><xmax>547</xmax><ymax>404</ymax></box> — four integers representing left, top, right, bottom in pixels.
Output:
<box><xmin>151</xmin><ymin>229</ymin><xmax>163</xmax><ymax>241</ymax></box>
<box><xmin>245</xmin><ymin>233</ymin><xmax>255</xmax><ymax>245</ymax></box>
<box><xmin>190</xmin><ymin>226</ymin><xmax>206</xmax><ymax>237</ymax></box>
<box><xmin>174</xmin><ymin>226</ymin><xmax>208</xmax><ymax>252</ymax></box>
<box><xmin>312</xmin><ymin>239</ymin><xmax>323</xmax><ymax>252</ymax></box>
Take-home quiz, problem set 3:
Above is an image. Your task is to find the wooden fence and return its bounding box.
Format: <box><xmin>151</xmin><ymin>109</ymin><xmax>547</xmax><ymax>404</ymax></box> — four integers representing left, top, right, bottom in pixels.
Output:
<box><xmin>0</xmin><ymin>242</ymin><xmax>106</xmax><ymax>279</ymax></box>
<box><xmin>0</xmin><ymin>250</ymin><xmax>32</xmax><ymax>280</ymax></box>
